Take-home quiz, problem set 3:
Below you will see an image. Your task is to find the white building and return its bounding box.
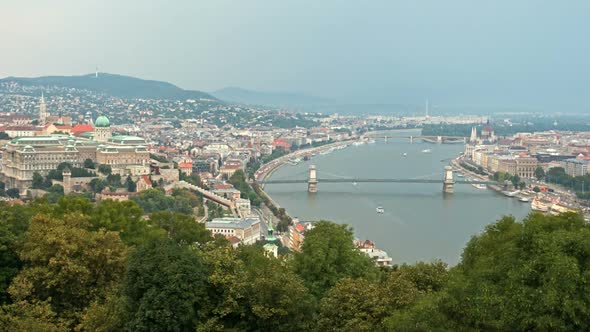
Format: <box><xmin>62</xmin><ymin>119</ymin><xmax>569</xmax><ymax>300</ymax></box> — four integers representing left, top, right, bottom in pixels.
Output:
<box><xmin>4</xmin><ymin>126</ymin><xmax>37</xmax><ymax>137</ymax></box>
<box><xmin>235</xmin><ymin>198</ymin><xmax>251</xmax><ymax>215</ymax></box>
<box><xmin>359</xmin><ymin>247</ymin><xmax>393</xmax><ymax>267</ymax></box>
<box><xmin>206</xmin><ymin>217</ymin><xmax>261</xmax><ymax>245</ymax></box>
<box><xmin>562</xmin><ymin>158</ymin><xmax>589</xmax><ymax>177</ymax></box>
<box><xmin>355</xmin><ymin>240</ymin><xmax>393</xmax><ymax>267</ymax></box>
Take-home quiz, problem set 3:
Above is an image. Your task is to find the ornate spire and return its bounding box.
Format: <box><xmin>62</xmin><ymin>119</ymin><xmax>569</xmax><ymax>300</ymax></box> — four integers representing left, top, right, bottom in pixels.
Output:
<box><xmin>470</xmin><ymin>126</ymin><xmax>478</xmax><ymax>143</ymax></box>
<box><xmin>266</xmin><ymin>220</ymin><xmax>276</xmax><ymax>242</ymax></box>
<box><xmin>39</xmin><ymin>92</ymin><xmax>48</xmax><ymax>125</ymax></box>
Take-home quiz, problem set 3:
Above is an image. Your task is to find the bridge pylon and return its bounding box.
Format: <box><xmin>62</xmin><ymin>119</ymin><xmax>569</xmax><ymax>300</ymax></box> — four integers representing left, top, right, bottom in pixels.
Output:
<box><xmin>443</xmin><ymin>166</ymin><xmax>454</xmax><ymax>194</ymax></box>
<box><xmin>308</xmin><ymin>165</ymin><xmax>318</xmax><ymax>193</ymax></box>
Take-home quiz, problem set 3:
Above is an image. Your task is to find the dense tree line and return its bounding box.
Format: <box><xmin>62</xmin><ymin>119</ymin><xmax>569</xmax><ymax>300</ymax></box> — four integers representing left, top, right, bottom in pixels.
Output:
<box><xmin>492</xmin><ymin>171</ymin><xmax>526</xmax><ymax>189</ymax></box>
<box><xmin>2</xmin><ymin>193</ymin><xmax>590</xmax><ymax>330</ymax></box>
<box><xmin>85</xmin><ymin>173</ymin><xmax>136</xmax><ymax>195</ymax></box>
<box><xmin>544</xmin><ymin>167</ymin><xmax>590</xmax><ymax>200</ymax></box>
<box><xmin>31</xmin><ymin>163</ymin><xmax>96</xmax><ymax>192</ymax></box>
<box><xmin>461</xmin><ymin>162</ymin><xmax>486</xmax><ymax>175</ymax></box>
<box><xmin>262</xmin><ymin>113</ymin><xmax>317</xmax><ymax>129</ymax></box>
<box><xmin>368</xmin><ymin>124</ymin><xmax>420</xmax><ymax>131</ymax></box>
<box><xmin>250</xmin><ymin>182</ymin><xmax>293</xmax><ymax>232</ymax></box>
<box><xmin>228</xmin><ymin>170</ymin><xmax>262</xmax><ymax>207</ymax></box>
<box><xmin>180</xmin><ymin>172</ymin><xmax>203</xmax><ymax>187</ymax></box>
<box><xmin>97</xmin><ymin>164</ymin><xmax>111</xmax><ymax>175</ymax></box>
<box><xmin>261</xmin><ymin>148</ymin><xmax>290</xmax><ymax>164</ymax></box>
<box><xmin>206</xmin><ymin>200</ymin><xmax>225</xmax><ymax>220</ymax></box>
<box><xmin>246</xmin><ymin>158</ymin><xmax>261</xmax><ymax>180</ymax></box>
<box><xmin>48</xmin><ymin>162</ymin><xmax>96</xmax><ymax>180</ymax></box>
<box><xmin>247</xmin><ymin>147</ymin><xmax>291</xmax><ymax>180</ymax></box>
<box><xmin>130</xmin><ymin>188</ymin><xmax>202</xmax><ymax>215</ymax></box>
<box><xmin>422</xmin><ymin>118</ymin><xmax>590</xmax><ymax>137</ymax></box>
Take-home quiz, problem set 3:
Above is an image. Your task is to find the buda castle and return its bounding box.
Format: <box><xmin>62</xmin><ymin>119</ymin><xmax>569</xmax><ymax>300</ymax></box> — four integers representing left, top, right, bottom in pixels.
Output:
<box><xmin>0</xmin><ymin>96</ymin><xmax>150</xmax><ymax>191</ymax></box>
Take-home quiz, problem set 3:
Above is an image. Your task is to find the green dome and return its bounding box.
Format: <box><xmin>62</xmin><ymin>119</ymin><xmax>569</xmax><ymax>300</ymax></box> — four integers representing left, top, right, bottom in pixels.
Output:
<box><xmin>95</xmin><ymin>115</ymin><xmax>110</xmax><ymax>127</ymax></box>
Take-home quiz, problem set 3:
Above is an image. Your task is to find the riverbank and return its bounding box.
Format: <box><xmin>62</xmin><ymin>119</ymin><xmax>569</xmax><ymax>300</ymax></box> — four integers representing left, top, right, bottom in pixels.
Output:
<box><xmin>451</xmin><ymin>156</ymin><xmax>586</xmax><ymax>218</ymax></box>
<box><xmin>254</xmin><ymin>139</ymin><xmax>354</xmax><ymax>183</ymax></box>
<box><xmin>450</xmin><ymin>157</ymin><xmax>505</xmax><ymax>193</ymax></box>
<box><xmin>251</xmin><ymin>139</ymin><xmax>357</xmax><ymax>234</ymax></box>
<box><xmin>255</xmin><ymin>129</ymin><xmax>423</xmax><ymax>184</ymax></box>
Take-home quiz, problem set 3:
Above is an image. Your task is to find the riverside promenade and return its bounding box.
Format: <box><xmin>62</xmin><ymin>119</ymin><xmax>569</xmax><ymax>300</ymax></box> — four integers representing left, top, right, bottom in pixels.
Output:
<box><xmin>450</xmin><ymin>156</ymin><xmax>505</xmax><ymax>193</ymax></box>
<box><xmin>254</xmin><ymin>140</ymin><xmax>353</xmax><ymax>183</ymax></box>
<box><xmin>253</xmin><ymin>140</ymin><xmax>354</xmax><ymax>215</ymax></box>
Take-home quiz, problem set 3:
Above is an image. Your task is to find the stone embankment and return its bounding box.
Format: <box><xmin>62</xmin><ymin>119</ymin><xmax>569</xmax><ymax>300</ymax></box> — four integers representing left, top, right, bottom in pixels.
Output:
<box><xmin>254</xmin><ymin>140</ymin><xmax>353</xmax><ymax>183</ymax></box>
<box><xmin>450</xmin><ymin>157</ymin><xmax>505</xmax><ymax>192</ymax></box>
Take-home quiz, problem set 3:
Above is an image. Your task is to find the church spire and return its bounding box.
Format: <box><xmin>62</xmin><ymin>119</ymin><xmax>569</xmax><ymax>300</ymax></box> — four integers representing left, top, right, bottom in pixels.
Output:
<box><xmin>266</xmin><ymin>220</ymin><xmax>276</xmax><ymax>242</ymax></box>
<box><xmin>470</xmin><ymin>126</ymin><xmax>478</xmax><ymax>143</ymax></box>
<box><xmin>39</xmin><ymin>92</ymin><xmax>48</xmax><ymax>125</ymax></box>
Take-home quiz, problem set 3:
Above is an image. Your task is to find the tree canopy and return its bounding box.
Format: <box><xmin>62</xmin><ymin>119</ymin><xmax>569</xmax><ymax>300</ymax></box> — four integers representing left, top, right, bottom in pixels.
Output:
<box><xmin>8</xmin><ymin>213</ymin><xmax>127</xmax><ymax>328</ymax></box>
<box><xmin>123</xmin><ymin>237</ymin><xmax>209</xmax><ymax>331</ymax></box>
<box><xmin>292</xmin><ymin>221</ymin><xmax>379</xmax><ymax>297</ymax></box>
<box><xmin>130</xmin><ymin>188</ymin><xmax>194</xmax><ymax>214</ymax></box>
<box><xmin>0</xmin><ymin>194</ymin><xmax>589</xmax><ymax>331</ymax></box>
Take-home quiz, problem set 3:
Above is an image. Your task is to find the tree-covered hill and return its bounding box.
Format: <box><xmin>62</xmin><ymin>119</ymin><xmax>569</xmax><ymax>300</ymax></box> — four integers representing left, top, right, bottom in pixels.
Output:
<box><xmin>0</xmin><ymin>73</ymin><xmax>218</xmax><ymax>101</ymax></box>
<box><xmin>1</xmin><ymin>195</ymin><xmax>589</xmax><ymax>331</ymax></box>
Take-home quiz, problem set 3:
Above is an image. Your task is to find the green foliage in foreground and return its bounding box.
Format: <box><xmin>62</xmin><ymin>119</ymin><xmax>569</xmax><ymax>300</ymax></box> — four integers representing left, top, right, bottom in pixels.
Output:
<box><xmin>292</xmin><ymin>221</ymin><xmax>379</xmax><ymax>297</ymax></box>
<box><xmin>1</xmin><ymin>194</ymin><xmax>589</xmax><ymax>331</ymax></box>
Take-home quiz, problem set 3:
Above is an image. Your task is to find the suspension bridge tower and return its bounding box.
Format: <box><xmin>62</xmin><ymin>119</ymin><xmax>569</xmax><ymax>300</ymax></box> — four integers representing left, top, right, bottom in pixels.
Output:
<box><xmin>308</xmin><ymin>165</ymin><xmax>318</xmax><ymax>193</ymax></box>
<box><xmin>443</xmin><ymin>166</ymin><xmax>454</xmax><ymax>194</ymax></box>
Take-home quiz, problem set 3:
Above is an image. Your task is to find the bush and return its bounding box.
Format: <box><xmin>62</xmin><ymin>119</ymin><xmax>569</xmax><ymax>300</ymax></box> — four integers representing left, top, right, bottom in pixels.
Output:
<box><xmin>98</xmin><ymin>164</ymin><xmax>112</xmax><ymax>175</ymax></box>
<box><xmin>6</xmin><ymin>188</ymin><xmax>19</xmax><ymax>198</ymax></box>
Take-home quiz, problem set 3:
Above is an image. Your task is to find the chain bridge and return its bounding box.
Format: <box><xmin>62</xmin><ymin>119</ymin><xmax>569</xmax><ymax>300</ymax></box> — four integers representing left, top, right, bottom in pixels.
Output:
<box><xmin>362</xmin><ymin>134</ymin><xmax>467</xmax><ymax>144</ymax></box>
<box><xmin>259</xmin><ymin>165</ymin><xmax>502</xmax><ymax>194</ymax></box>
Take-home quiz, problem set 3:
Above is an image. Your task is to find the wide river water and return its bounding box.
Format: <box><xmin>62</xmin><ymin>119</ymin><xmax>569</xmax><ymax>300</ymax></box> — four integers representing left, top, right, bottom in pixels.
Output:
<box><xmin>265</xmin><ymin>130</ymin><xmax>531</xmax><ymax>265</ymax></box>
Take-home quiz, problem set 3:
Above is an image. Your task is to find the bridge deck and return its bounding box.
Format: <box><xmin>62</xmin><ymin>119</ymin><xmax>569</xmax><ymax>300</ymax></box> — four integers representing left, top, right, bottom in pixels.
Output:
<box><xmin>364</xmin><ymin>135</ymin><xmax>466</xmax><ymax>139</ymax></box>
<box><xmin>261</xmin><ymin>178</ymin><xmax>499</xmax><ymax>185</ymax></box>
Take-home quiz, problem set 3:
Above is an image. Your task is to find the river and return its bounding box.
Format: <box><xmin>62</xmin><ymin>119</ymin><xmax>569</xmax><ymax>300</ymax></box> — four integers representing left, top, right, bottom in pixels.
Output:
<box><xmin>265</xmin><ymin>130</ymin><xmax>531</xmax><ymax>265</ymax></box>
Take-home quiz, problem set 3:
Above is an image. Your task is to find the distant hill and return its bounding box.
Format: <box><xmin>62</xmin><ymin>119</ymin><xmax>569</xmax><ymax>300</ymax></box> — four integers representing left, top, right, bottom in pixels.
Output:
<box><xmin>211</xmin><ymin>87</ymin><xmax>331</xmax><ymax>109</ymax></box>
<box><xmin>0</xmin><ymin>73</ymin><xmax>217</xmax><ymax>101</ymax></box>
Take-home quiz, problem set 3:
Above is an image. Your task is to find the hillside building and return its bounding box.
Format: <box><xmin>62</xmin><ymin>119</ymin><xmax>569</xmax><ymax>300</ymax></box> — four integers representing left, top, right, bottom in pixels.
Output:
<box><xmin>206</xmin><ymin>217</ymin><xmax>261</xmax><ymax>245</ymax></box>
<box><xmin>0</xmin><ymin>115</ymin><xmax>149</xmax><ymax>192</ymax></box>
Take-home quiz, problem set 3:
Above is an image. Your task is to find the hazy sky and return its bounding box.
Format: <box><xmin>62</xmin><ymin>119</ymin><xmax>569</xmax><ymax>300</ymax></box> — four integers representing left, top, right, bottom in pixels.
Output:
<box><xmin>2</xmin><ymin>0</ymin><xmax>589</xmax><ymax>111</ymax></box>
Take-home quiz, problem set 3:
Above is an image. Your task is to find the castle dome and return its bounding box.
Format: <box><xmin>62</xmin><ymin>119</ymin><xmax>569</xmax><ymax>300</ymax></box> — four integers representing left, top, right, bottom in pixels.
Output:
<box><xmin>95</xmin><ymin>115</ymin><xmax>110</xmax><ymax>127</ymax></box>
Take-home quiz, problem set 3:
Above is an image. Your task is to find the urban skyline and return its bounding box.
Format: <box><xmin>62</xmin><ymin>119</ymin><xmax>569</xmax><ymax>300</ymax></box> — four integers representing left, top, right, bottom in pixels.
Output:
<box><xmin>2</xmin><ymin>2</ymin><xmax>590</xmax><ymax>331</ymax></box>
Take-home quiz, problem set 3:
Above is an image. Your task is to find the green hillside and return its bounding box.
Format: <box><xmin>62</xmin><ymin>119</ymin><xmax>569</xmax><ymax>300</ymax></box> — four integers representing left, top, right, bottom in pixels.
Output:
<box><xmin>0</xmin><ymin>73</ymin><xmax>217</xmax><ymax>101</ymax></box>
